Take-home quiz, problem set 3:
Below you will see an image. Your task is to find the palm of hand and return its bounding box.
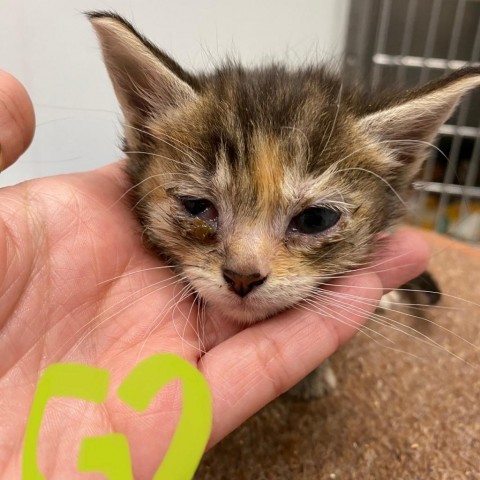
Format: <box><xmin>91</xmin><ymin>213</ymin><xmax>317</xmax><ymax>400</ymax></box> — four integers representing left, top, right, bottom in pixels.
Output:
<box><xmin>0</xmin><ymin>164</ymin><xmax>427</xmax><ymax>479</ymax></box>
<box><xmin>0</xmin><ymin>165</ymin><xmax>214</xmax><ymax>478</ymax></box>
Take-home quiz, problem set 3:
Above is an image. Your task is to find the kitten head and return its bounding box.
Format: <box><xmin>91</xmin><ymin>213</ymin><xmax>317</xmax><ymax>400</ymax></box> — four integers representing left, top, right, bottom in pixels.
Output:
<box><xmin>89</xmin><ymin>12</ymin><xmax>480</xmax><ymax>324</ymax></box>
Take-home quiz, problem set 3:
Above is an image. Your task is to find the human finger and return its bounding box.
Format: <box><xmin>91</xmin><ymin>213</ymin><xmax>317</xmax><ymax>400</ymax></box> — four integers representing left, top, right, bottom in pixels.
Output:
<box><xmin>369</xmin><ymin>228</ymin><xmax>430</xmax><ymax>292</ymax></box>
<box><xmin>0</xmin><ymin>70</ymin><xmax>35</xmax><ymax>171</ymax></box>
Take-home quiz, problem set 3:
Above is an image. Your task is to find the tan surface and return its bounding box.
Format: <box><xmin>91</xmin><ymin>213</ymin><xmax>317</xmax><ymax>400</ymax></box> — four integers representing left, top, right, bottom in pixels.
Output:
<box><xmin>197</xmin><ymin>230</ymin><xmax>480</xmax><ymax>479</ymax></box>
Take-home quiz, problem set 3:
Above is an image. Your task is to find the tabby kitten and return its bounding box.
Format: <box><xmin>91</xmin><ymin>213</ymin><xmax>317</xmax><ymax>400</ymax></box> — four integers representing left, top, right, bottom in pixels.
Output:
<box><xmin>89</xmin><ymin>11</ymin><xmax>479</xmax><ymax>328</ymax></box>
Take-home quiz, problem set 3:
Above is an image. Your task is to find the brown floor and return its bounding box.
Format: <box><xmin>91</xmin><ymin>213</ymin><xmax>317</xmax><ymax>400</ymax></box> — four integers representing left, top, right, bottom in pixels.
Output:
<box><xmin>197</xmin><ymin>230</ymin><xmax>480</xmax><ymax>480</ymax></box>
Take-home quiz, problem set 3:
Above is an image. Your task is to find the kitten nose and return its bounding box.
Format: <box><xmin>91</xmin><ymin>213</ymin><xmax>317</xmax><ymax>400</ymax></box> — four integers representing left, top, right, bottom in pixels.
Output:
<box><xmin>222</xmin><ymin>268</ymin><xmax>267</xmax><ymax>297</ymax></box>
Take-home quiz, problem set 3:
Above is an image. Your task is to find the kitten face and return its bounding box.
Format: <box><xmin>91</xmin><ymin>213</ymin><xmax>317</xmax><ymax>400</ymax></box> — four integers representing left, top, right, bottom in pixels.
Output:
<box><xmin>89</xmin><ymin>12</ymin><xmax>480</xmax><ymax>324</ymax></box>
<box><xmin>130</xmin><ymin>78</ymin><xmax>394</xmax><ymax>323</ymax></box>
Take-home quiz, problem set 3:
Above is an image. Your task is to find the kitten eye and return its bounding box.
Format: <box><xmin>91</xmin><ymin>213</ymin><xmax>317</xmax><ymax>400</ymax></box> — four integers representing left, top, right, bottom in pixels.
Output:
<box><xmin>180</xmin><ymin>197</ymin><xmax>218</xmax><ymax>221</ymax></box>
<box><xmin>289</xmin><ymin>207</ymin><xmax>341</xmax><ymax>234</ymax></box>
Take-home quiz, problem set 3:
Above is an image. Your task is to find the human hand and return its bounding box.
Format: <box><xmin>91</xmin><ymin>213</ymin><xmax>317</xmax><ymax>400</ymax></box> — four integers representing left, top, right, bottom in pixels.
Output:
<box><xmin>0</xmin><ymin>70</ymin><xmax>429</xmax><ymax>479</ymax></box>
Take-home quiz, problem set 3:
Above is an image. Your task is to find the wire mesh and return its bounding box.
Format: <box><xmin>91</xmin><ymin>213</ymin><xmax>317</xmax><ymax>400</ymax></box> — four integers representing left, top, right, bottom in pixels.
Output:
<box><xmin>345</xmin><ymin>0</ymin><xmax>480</xmax><ymax>242</ymax></box>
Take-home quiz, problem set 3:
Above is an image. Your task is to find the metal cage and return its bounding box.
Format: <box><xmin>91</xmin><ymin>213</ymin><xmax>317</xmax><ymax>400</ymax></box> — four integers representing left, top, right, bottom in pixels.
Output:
<box><xmin>345</xmin><ymin>0</ymin><xmax>480</xmax><ymax>242</ymax></box>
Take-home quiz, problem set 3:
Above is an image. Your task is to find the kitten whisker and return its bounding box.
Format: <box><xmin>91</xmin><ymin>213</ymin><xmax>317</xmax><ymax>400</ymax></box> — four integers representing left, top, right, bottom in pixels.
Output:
<box><xmin>193</xmin><ymin>292</ymin><xmax>209</xmax><ymax>357</ymax></box>
<box><xmin>299</xmin><ymin>300</ymin><xmax>431</xmax><ymax>363</ymax></box>
<box><xmin>124</xmin><ymin>123</ymin><xmax>205</xmax><ymax>164</ymax></box>
<box><xmin>124</xmin><ymin>121</ymin><xmax>207</xmax><ymax>160</ymax></box>
<box><xmin>335</xmin><ymin>166</ymin><xmax>408</xmax><ymax>210</ymax></box>
<box><xmin>315</xmin><ymin>281</ymin><xmax>480</xmax><ymax>312</ymax></box>
<box><xmin>318</xmin><ymin>249</ymin><xmax>416</xmax><ymax>277</ymax></box>
<box><xmin>66</xmin><ymin>275</ymin><xmax>186</xmax><ymax>358</ymax></box>
<box><xmin>97</xmin><ymin>264</ymin><xmax>179</xmax><ymax>286</ymax></box>
<box><xmin>287</xmin><ymin>280</ymin><xmax>479</xmax><ymax>364</ymax></box>
<box><xmin>310</xmin><ymin>288</ymin><xmax>478</xmax><ymax>364</ymax></box>
<box><xmin>319</xmin><ymin>82</ymin><xmax>344</xmax><ymax>159</ymax></box>
<box><xmin>170</xmin><ymin>284</ymin><xmax>209</xmax><ymax>357</ymax></box>
<box><xmin>105</xmin><ymin>171</ymin><xmax>194</xmax><ymax>212</ymax></box>
<box><xmin>303</xmin><ymin>296</ymin><xmax>434</xmax><ymax>360</ymax></box>
<box><xmin>280</xmin><ymin>125</ymin><xmax>312</xmax><ymax>163</ymax></box>
<box><xmin>123</xmin><ymin>150</ymin><xmax>189</xmax><ymax>169</ymax></box>
<box><xmin>135</xmin><ymin>279</ymin><xmax>194</xmax><ymax>360</ymax></box>
<box><xmin>179</xmin><ymin>287</ymin><xmax>203</xmax><ymax>355</ymax></box>
<box><xmin>131</xmin><ymin>185</ymin><xmax>164</xmax><ymax>210</ymax></box>
<box><xmin>295</xmin><ymin>300</ymin><xmax>391</xmax><ymax>344</ymax></box>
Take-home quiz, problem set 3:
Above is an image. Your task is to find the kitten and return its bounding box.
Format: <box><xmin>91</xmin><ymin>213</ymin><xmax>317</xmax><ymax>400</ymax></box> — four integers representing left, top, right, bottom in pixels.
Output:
<box><xmin>88</xmin><ymin>12</ymin><xmax>479</xmax><ymax>360</ymax></box>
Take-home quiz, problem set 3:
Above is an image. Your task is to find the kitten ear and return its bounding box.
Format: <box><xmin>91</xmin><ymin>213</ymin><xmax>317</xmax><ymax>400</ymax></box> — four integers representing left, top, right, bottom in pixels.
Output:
<box><xmin>359</xmin><ymin>67</ymin><xmax>480</xmax><ymax>179</ymax></box>
<box><xmin>88</xmin><ymin>12</ymin><xmax>197</xmax><ymax>129</ymax></box>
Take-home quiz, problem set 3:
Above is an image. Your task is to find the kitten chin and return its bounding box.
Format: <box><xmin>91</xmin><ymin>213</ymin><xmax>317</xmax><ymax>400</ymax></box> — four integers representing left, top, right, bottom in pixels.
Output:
<box><xmin>206</xmin><ymin>302</ymin><xmax>280</xmax><ymax>325</ymax></box>
<box><xmin>201</xmin><ymin>295</ymin><xmax>278</xmax><ymax>325</ymax></box>
<box><xmin>89</xmin><ymin>12</ymin><xmax>480</xmax><ymax>329</ymax></box>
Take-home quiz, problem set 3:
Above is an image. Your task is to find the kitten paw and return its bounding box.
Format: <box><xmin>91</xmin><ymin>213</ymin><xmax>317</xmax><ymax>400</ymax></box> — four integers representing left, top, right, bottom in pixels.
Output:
<box><xmin>287</xmin><ymin>360</ymin><xmax>337</xmax><ymax>400</ymax></box>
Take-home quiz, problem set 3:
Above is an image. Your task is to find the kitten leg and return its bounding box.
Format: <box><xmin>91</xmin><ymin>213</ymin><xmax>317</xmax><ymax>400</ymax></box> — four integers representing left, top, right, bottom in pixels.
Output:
<box><xmin>287</xmin><ymin>359</ymin><xmax>337</xmax><ymax>400</ymax></box>
<box><xmin>379</xmin><ymin>270</ymin><xmax>441</xmax><ymax>314</ymax></box>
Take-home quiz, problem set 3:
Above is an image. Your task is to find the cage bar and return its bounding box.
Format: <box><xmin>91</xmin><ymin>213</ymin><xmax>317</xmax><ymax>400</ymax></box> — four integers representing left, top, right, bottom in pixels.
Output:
<box><xmin>345</xmin><ymin>0</ymin><xmax>480</xmax><ymax>241</ymax></box>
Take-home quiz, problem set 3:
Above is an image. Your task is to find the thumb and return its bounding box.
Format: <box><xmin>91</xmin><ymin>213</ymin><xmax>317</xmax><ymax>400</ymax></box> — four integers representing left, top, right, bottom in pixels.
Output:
<box><xmin>0</xmin><ymin>70</ymin><xmax>35</xmax><ymax>172</ymax></box>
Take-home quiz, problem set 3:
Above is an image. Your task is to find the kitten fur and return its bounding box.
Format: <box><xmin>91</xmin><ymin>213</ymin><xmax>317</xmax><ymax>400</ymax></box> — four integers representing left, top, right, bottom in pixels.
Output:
<box><xmin>89</xmin><ymin>11</ymin><xmax>480</xmax><ymax>325</ymax></box>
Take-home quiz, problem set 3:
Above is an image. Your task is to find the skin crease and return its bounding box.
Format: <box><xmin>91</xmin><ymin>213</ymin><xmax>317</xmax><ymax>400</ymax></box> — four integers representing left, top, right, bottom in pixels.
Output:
<box><xmin>0</xmin><ymin>70</ymin><xmax>429</xmax><ymax>479</ymax></box>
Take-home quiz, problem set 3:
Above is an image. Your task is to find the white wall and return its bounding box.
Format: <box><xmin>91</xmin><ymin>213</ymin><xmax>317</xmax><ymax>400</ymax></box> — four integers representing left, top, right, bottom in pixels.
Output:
<box><xmin>0</xmin><ymin>0</ymin><xmax>349</xmax><ymax>187</ymax></box>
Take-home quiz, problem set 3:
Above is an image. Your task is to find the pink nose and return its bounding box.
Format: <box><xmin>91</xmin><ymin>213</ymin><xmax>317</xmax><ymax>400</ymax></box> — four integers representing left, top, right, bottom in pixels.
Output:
<box><xmin>222</xmin><ymin>268</ymin><xmax>268</xmax><ymax>297</ymax></box>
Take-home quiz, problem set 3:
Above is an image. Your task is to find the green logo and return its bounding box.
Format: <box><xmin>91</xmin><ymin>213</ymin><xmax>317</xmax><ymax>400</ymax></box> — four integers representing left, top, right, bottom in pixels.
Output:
<box><xmin>22</xmin><ymin>354</ymin><xmax>212</xmax><ymax>479</ymax></box>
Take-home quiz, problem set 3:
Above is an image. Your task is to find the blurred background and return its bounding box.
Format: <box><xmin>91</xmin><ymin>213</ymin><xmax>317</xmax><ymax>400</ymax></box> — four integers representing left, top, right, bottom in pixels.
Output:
<box><xmin>346</xmin><ymin>0</ymin><xmax>480</xmax><ymax>241</ymax></box>
<box><xmin>1</xmin><ymin>0</ymin><xmax>480</xmax><ymax>241</ymax></box>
